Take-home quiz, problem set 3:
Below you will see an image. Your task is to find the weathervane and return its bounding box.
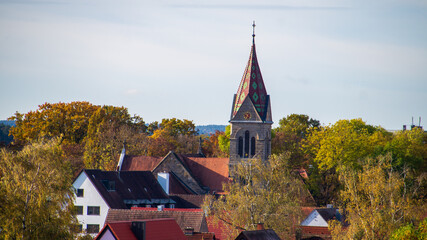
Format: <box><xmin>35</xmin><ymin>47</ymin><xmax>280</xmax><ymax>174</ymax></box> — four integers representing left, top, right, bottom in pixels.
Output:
<box><xmin>252</xmin><ymin>21</ymin><xmax>256</xmax><ymax>44</ymax></box>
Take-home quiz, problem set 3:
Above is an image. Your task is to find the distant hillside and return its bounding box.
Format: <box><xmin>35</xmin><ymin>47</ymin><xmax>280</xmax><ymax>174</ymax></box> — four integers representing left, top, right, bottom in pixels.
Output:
<box><xmin>196</xmin><ymin>125</ymin><xmax>226</xmax><ymax>135</ymax></box>
<box><xmin>0</xmin><ymin>120</ymin><xmax>15</xmax><ymax>126</ymax></box>
<box><xmin>0</xmin><ymin>120</ymin><xmax>14</xmax><ymax>145</ymax></box>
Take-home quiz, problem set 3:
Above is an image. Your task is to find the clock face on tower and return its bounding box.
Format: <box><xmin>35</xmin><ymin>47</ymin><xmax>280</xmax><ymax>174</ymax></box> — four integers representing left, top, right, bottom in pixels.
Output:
<box><xmin>244</xmin><ymin>112</ymin><xmax>251</xmax><ymax>120</ymax></box>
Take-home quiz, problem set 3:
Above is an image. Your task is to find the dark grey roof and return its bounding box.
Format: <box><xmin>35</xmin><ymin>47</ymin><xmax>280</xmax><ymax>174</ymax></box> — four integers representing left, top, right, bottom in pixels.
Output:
<box><xmin>235</xmin><ymin>229</ymin><xmax>281</xmax><ymax>240</ymax></box>
<box><xmin>83</xmin><ymin>169</ymin><xmax>173</xmax><ymax>209</ymax></box>
<box><xmin>316</xmin><ymin>208</ymin><xmax>340</xmax><ymax>222</ymax></box>
<box><xmin>106</xmin><ymin>208</ymin><xmax>209</xmax><ymax>233</ymax></box>
<box><xmin>169</xmin><ymin>194</ymin><xmax>206</xmax><ymax>208</ymax></box>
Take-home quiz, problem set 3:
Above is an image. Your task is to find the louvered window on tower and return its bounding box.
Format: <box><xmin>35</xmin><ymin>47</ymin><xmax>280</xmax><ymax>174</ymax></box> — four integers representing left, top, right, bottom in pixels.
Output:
<box><xmin>244</xmin><ymin>131</ymin><xmax>250</xmax><ymax>158</ymax></box>
<box><xmin>251</xmin><ymin>137</ymin><xmax>256</xmax><ymax>156</ymax></box>
<box><xmin>238</xmin><ymin>137</ymin><xmax>243</xmax><ymax>157</ymax></box>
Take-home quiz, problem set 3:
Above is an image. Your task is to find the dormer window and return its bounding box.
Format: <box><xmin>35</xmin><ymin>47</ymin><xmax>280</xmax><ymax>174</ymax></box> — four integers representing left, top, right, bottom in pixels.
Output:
<box><xmin>101</xmin><ymin>180</ymin><xmax>115</xmax><ymax>191</ymax></box>
<box><xmin>76</xmin><ymin>188</ymin><xmax>84</xmax><ymax>197</ymax></box>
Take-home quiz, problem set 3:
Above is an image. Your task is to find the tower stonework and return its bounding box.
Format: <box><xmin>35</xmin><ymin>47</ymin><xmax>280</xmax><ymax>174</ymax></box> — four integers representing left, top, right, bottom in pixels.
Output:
<box><xmin>229</xmin><ymin>25</ymin><xmax>272</xmax><ymax>171</ymax></box>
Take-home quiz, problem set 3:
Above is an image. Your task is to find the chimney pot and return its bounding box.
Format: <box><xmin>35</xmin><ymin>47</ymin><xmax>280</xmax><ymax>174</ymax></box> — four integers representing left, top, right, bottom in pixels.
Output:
<box><xmin>184</xmin><ymin>227</ymin><xmax>194</xmax><ymax>235</ymax></box>
<box><xmin>257</xmin><ymin>223</ymin><xmax>264</xmax><ymax>230</ymax></box>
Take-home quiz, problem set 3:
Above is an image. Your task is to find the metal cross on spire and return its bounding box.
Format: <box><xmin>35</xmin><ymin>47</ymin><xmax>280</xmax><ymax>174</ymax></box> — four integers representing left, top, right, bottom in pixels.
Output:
<box><xmin>252</xmin><ymin>21</ymin><xmax>256</xmax><ymax>44</ymax></box>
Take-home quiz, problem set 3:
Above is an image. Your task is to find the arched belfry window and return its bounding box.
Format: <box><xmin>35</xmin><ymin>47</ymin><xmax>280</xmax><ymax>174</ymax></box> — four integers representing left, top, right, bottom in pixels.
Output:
<box><xmin>251</xmin><ymin>137</ymin><xmax>256</xmax><ymax>157</ymax></box>
<box><xmin>244</xmin><ymin>131</ymin><xmax>250</xmax><ymax>158</ymax></box>
<box><xmin>238</xmin><ymin>137</ymin><xmax>243</xmax><ymax>157</ymax></box>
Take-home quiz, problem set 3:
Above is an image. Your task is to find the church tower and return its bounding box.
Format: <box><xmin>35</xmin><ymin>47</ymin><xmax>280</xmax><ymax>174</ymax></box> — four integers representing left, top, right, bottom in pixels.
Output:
<box><xmin>229</xmin><ymin>22</ymin><xmax>273</xmax><ymax>170</ymax></box>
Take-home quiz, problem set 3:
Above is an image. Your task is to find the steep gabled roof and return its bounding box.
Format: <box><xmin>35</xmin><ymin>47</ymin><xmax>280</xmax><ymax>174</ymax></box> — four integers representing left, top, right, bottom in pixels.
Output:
<box><xmin>235</xmin><ymin>229</ymin><xmax>281</xmax><ymax>240</ymax></box>
<box><xmin>83</xmin><ymin>169</ymin><xmax>173</xmax><ymax>209</ymax></box>
<box><xmin>106</xmin><ymin>208</ymin><xmax>209</xmax><ymax>233</ymax></box>
<box><xmin>119</xmin><ymin>152</ymin><xmax>230</xmax><ymax>194</ymax></box>
<box><xmin>316</xmin><ymin>208</ymin><xmax>339</xmax><ymax>222</ymax></box>
<box><xmin>179</xmin><ymin>155</ymin><xmax>230</xmax><ymax>193</ymax></box>
<box><xmin>95</xmin><ymin>221</ymin><xmax>137</xmax><ymax>240</ymax></box>
<box><xmin>232</xmin><ymin>39</ymin><xmax>269</xmax><ymax>121</ymax></box>
<box><xmin>121</xmin><ymin>155</ymin><xmax>162</xmax><ymax>171</ymax></box>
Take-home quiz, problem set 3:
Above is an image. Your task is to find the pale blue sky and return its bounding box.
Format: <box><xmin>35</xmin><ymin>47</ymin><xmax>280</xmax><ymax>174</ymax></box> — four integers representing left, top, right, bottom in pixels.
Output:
<box><xmin>1</xmin><ymin>0</ymin><xmax>426</xmax><ymax>130</ymax></box>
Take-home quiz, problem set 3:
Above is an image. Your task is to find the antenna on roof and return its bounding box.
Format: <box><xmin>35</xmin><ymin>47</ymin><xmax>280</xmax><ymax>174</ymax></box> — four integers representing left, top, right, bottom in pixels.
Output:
<box><xmin>252</xmin><ymin>21</ymin><xmax>256</xmax><ymax>44</ymax></box>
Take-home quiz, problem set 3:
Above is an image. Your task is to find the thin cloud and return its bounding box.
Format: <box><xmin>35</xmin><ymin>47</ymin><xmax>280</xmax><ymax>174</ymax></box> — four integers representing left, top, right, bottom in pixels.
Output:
<box><xmin>171</xmin><ymin>4</ymin><xmax>349</xmax><ymax>11</ymax></box>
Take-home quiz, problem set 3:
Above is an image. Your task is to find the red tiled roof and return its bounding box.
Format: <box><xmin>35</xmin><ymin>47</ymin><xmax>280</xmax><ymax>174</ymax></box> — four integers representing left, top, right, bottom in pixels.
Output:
<box><xmin>106</xmin><ymin>208</ymin><xmax>209</xmax><ymax>233</ymax></box>
<box><xmin>301</xmin><ymin>226</ymin><xmax>331</xmax><ymax>236</ymax></box>
<box><xmin>144</xmin><ymin>218</ymin><xmax>187</xmax><ymax>240</ymax></box>
<box><xmin>181</xmin><ymin>156</ymin><xmax>230</xmax><ymax>192</ymax></box>
<box><xmin>95</xmin><ymin>221</ymin><xmax>137</xmax><ymax>240</ymax></box>
<box><xmin>130</xmin><ymin>207</ymin><xmax>203</xmax><ymax>212</ymax></box>
<box><xmin>121</xmin><ymin>155</ymin><xmax>162</xmax><ymax>171</ymax></box>
<box><xmin>301</xmin><ymin>207</ymin><xmax>316</xmax><ymax>219</ymax></box>
<box><xmin>119</xmin><ymin>152</ymin><xmax>230</xmax><ymax>194</ymax></box>
<box><xmin>169</xmin><ymin>172</ymin><xmax>197</xmax><ymax>194</ymax></box>
<box><xmin>207</xmin><ymin>216</ymin><xmax>229</xmax><ymax>240</ymax></box>
<box><xmin>95</xmin><ymin>219</ymin><xmax>186</xmax><ymax>240</ymax></box>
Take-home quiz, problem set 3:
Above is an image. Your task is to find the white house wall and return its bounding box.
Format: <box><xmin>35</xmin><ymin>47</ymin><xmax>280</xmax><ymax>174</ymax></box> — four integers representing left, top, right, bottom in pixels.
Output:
<box><xmin>300</xmin><ymin>210</ymin><xmax>329</xmax><ymax>227</ymax></box>
<box><xmin>73</xmin><ymin>171</ymin><xmax>110</xmax><ymax>235</ymax></box>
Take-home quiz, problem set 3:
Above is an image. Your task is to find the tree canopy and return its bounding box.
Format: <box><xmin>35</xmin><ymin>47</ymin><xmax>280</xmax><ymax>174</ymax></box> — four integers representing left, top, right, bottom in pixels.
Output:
<box><xmin>0</xmin><ymin>138</ymin><xmax>77</xmax><ymax>239</ymax></box>
<box><xmin>329</xmin><ymin>154</ymin><xmax>425</xmax><ymax>240</ymax></box>
<box><xmin>272</xmin><ymin>114</ymin><xmax>320</xmax><ymax>168</ymax></box>
<box><xmin>204</xmin><ymin>153</ymin><xmax>311</xmax><ymax>239</ymax></box>
<box><xmin>8</xmin><ymin>102</ymin><xmax>98</xmax><ymax>145</ymax></box>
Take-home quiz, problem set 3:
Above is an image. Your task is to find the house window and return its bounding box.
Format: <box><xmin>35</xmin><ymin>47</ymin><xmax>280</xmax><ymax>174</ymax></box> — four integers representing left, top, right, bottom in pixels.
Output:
<box><xmin>87</xmin><ymin>206</ymin><xmax>100</xmax><ymax>215</ymax></box>
<box><xmin>101</xmin><ymin>180</ymin><xmax>115</xmax><ymax>191</ymax></box>
<box><xmin>169</xmin><ymin>204</ymin><xmax>175</xmax><ymax>209</ymax></box>
<box><xmin>86</xmin><ymin>224</ymin><xmax>99</xmax><ymax>233</ymax></box>
<box><xmin>251</xmin><ymin>137</ymin><xmax>256</xmax><ymax>156</ymax></box>
<box><xmin>238</xmin><ymin>137</ymin><xmax>243</xmax><ymax>157</ymax></box>
<box><xmin>76</xmin><ymin>188</ymin><xmax>84</xmax><ymax>197</ymax></box>
<box><xmin>244</xmin><ymin>131</ymin><xmax>250</xmax><ymax>158</ymax></box>
<box><xmin>74</xmin><ymin>206</ymin><xmax>83</xmax><ymax>215</ymax></box>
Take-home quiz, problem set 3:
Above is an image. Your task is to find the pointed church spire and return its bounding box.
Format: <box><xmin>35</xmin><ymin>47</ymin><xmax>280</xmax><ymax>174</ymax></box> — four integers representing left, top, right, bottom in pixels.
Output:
<box><xmin>232</xmin><ymin>21</ymin><xmax>269</xmax><ymax>121</ymax></box>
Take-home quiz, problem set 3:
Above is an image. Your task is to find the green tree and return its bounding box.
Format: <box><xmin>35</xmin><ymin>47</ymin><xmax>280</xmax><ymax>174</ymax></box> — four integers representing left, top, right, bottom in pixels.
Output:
<box><xmin>272</xmin><ymin>114</ymin><xmax>320</xmax><ymax>168</ymax></box>
<box><xmin>329</xmin><ymin>154</ymin><xmax>424</xmax><ymax>240</ymax></box>
<box><xmin>0</xmin><ymin>138</ymin><xmax>77</xmax><ymax>239</ymax></box>
<box><xmin>390</xmin><ymin>217</ymin><xmax>427</xmax><ymax>240</ymax></box>
<box><xmin>204</xmin><ymin>153</ymin><xmax>309</xmax><ymax>239</ymax></box>
<box><xmin>304</xmin><ymin>119</ymin><xmax>388</xmax><ymax>172</ymax></box>
<box><xmin>382</xmin><ymin>128</ymin><xmax>427</xmax><ymax>172</ymax></box>
<box><xmin>217</xmin><ymin>125</ymin><xmax>230</xmax><ymax>157</ymax></box>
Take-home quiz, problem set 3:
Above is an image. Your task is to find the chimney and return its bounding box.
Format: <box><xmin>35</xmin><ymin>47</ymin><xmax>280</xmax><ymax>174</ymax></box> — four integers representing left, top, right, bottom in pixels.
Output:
<box><xmin>197</xmin><ymin>137</ymin><xmax>205</xmax><ymax>157</ymax></box>
<box><xmin>157</xmin><ymin>172</ymin><xmax>170</xmax><ymax>195</ymax></box>
<box><xmin>157</xmin><ymin>205</ymin><xmax>164</xmax><ymax>211</ymax></box>
<box><xmin>184</xmin><ymin>227</ymin><xmax>194</xmax><ymax>235</ymax></box>
<box><xmin>256</xmin><ymin>223</ymin><xmax>264</xmax><ymax>230</ymax></box>
<box><xmin>116</xmin><ymin>142</ymin><xmax>126</xmax><ymax>172</ymax></box>
<box><xmin>131</xmin><ymin>221</ymin><xmax>145</xmax><ymax>240</ymax></box>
